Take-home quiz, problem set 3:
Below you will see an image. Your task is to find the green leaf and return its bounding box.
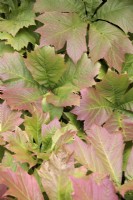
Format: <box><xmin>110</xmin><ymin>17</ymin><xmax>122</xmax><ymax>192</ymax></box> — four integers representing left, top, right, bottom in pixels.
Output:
<box><xmin>123</xmin><ymin>142</ymin><xmax>133</xmax><ymax>171</ymax></box>
<box><xmin>58</xmin><ymin>53</ymin><xmax>100</xmax><ymax>89</ymax></box>
<box><xmin>24</xmin><ymin>107</ymin><xmax>49</xmax><ymax>145</ymax></box>
<box><xmin>0</xmin><ymin>28</ymin><xmax>36</xmax><ymax>51</ymax></box>
<box><xmin>96</xmin><ymin>0</ymin><xmax>133</xmax><ymax>33</ymax></box>
<box><xmin>42</xmin><ymin>95</ymin><xmax>63</xmax><ymax>120</ymax></box>
<box><xmin>96</xmin><ymin>71</ymin><xmax>129</xmax><ymax>104</ymax></box>
<box><xmin>0</xmin><ymin>41</ymin><xmax>14</xmax><ymax>57</ymax></box>
<box><xmin>0</xmin><ymin>1</ymin><xmax>35</xmax><ymax>36</ymax></box>
<box><xmin>26</xmin><ymin>46</ymin><xmax>67</xmax><ymax>89</ymax></box>
<box><xmin>122</xmin><ymin>54</ymin><xmax>133</xmax><ymax>82</ymax></box>
<box><xmin>2</xmin><ymin>127</ymin><xmax>36</xmax><ymax>167</ymax></box>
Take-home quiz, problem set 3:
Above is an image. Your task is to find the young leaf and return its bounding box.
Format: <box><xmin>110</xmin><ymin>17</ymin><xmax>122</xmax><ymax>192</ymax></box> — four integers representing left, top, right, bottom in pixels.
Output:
<box><xmin>24</xmin><ymin>107</ymin><xmax>49</xmax><ymax>145</ymax></box>
<box><xmin>0</xmin><ymin>166</ymin><xmax>44</xmax><ymax>200</ymax></box>
<box><xmin>0</xmin><ymin>101</ymin><xmax>23</xmax><ymax>133</ymax></box>
<box><xmin>26</xmin><ymin>46</ymin><xmax>67</xmax><ymax>89</ymax></box>
<box><xmin>36</xmin><ymin>12</ymin><xmax>87</xmax><ymax>63</ymax></box>
<box><xmin>96</xmin><ymin>0</ymin><xmax>133</xmax><ymax>33</ymax></box>
<box><xmin>71</xmin><ymin>173</ymin><xmax>118</xmax><ymax>200</ymax></box>
<box><xmin>89</xmin><ymin>21</ymin><xmax>133</xmax><ymax>72</ymax></box>
<box><xmin>2</xmin><ymin>127</ymin><xmax>36</xmax><ymax>167</ymax></box>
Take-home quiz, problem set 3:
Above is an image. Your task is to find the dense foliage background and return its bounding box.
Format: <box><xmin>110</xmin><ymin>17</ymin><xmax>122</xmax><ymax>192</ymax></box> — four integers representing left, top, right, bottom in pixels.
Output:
<box><xmin>0</xmin><ymin>0</ymin><xmax>133</xmax><ymax>199</ymax></box>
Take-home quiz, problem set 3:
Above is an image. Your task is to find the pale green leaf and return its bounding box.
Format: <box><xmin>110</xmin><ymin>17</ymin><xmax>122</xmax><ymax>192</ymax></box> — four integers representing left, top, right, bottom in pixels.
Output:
<box><xmin>0</xmin><ymin>29</ymin><xmax>36</xmax><ymax>51</ymax></box>
<box><xmin>96</xmin><ymin>0</ymin><xmax>133</xmax><ymax>33</ymax></box>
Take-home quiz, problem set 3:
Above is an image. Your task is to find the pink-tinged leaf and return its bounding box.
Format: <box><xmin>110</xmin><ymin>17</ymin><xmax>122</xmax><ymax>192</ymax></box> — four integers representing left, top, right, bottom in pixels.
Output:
<box><xmin>118</xmin><ymin>181</ymin><xmax>133</xmax><ymax>197</ymax></box>
<box><xmin>0</xmin><ymin>101</ymin><xmax>23</xmax><ymax>133</ymax></box>
<box><xmin>71</xmin><ymin>173</ymin><xmax>118</xmax><ymax>200</ymax></box>
<box><xmin>72</xmin><ymin>88</ymin><xmax>112</xmax><ymax>129</ymax></box>
<box><xmin>86</xmin><ymin>125</ymin><xmax>124</xmax><ymax>184</ymax></box>
<box><xmin>0</xmin><ymin>184</ymin><xmax>7</xmax><ymax>199</ymax></box>
<box><xmin>0</xmin><ymin>167</ymin><xmax>44</xmax><ymax>200</ymax></box>
<box><xmin>46</xmin><ymin>90</ymin><xmax>80</xmax><ymax>107</ymax></box>
<box><xmin>42</xmin><ymin>118</ymin><xmax>61</xmax><ymax>137</ymax></box>
<box><xmin>104</xmin><ymin>113</ymin><xmax>133</xmax><ymax>141</ymax></box>
<box><xmin>125</xmin><ymin>147</ymin><xmax>133</xmax><ymax>180</ymax></box>
<box><xmin>36</xmin><ymin>12</ymin><xmax>87</xmax><ymax>63</ymax></box>
<box><xmin>89</xmin><ymin>21</ymin><xmax>133</xmax><ymax>72</ymax></box>
<box><xmin>1</xmin><ymin>86</ymin><xmax>42</xmax><ymax>111</ymax></box>
<box><xmin>38</xmin><ymin>152</ymin><xmax>74</xmax><ymax>200</ymax></box>
<box><xmin>0</xmin><ymin>52</ymin><xmax>37</xmax><ymax>88</ymax></box>
<box><xmin>34</xmin><ymin>0</ymin><xmax>78</xmax><ymax>13</ymax></box>
<box><xmin>67</xmin><ymin>135</ymin><xmax>105</xmax><ymax>172</ymax></box>
<box><xmin>2</xmin><ymin>127</ymin><xmax>36</xmax><ymax>167</ymax></box>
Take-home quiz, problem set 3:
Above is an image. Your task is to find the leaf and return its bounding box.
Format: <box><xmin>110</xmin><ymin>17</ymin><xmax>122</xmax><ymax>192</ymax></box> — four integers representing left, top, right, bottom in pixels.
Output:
<box><xmin>69</xmin><ymin>125</ymin><xmax>124</xmax><ymax>184</ymax></box>
<box><xmin>125</xmin><ymin>147</ymin><xmax>133</xmax><ymax>180</ymax></box>
<box><xmin>0</xmin><ymin>1</ymin><xmax>35</xmax><ymax>36</ymax></box>
<box><xmin>41</xmin><ymin>118</ymin><xmax>61</xmax><ymax>152</ymax></box>
<box><xmin>96</xmin><ymin>71</ymin><xmax>129</xmax><ymax>104</ymax></box>
<box><xmin>84</xmin><ymin>0</ymin><xmax>102</xmax><ymax>19</ymax></box>
<box><xmin>34</xmin><ymin>0</ymin><xmax>80</xmax><ymax>13</ymax></box>
<box><xmin>72</xmin><ymin>88</ymin><xmax>112</xmax><ymax>129</ymax></box>
<box><xmin>42</xmin><ymin>118</ymin><xmax>60</xmax><ymax>137</ymax></box>
<box><xmin>118</xmin><ymin>181</ymin><xmax>133</xmax><ymax>198</ymax></box>
<box><xmin>0</xmin><ymin>184</ymin><xmax>7</xmax><ymax>199</ymax></box>
<box><xmin>86</xmin><ymin>125</ymin><xmax>124</xmax><ymax>184</ymax></box>
<box><xmin>0</xmin><ymin>42</ymin><xmax>14</xmax><ymax>57</ymax></box>
<box><xmin>46</xmin><ymin>85</ymin><xmax>80</xmax><ymax>107</ymax></box>
<box><xmin>25</xmin><ymin>46</ymin><xmax>67</xmax><ymax>89</ymax></box>
<box><xmin>1</xmin><ymin>86</ymin><xmax>43</xmax><ymax>111</ymax></box>
<box><xmin>58</xmin><ymin>53</ymin><xmax>101</xmax><ymax>89</ymax></box>
<box><xmin>24</xmin><ymin>107</ymin><xmax>49</xmax><ymax>145</ymax></box>
<box><xmin>0</xmin><ymin>29</ymin><xmax>36</xmax><ymax>51</ymax></box>
<box><xmin>122</xmin><ymin>54</ymin><xmax>133</xmax><ymax>82</ymax></box>
<box><xmin>71</xmin><ymin>173</ymin><xmax>118</xmax><ymax>200</ymax></box>
<box><xmin>0</xmin><ymin>52</ymin><xmax>38</xmax><ymax>87</ymax></box>
<box><xmin>0</xmin><ymin>166</ymin><xmax>44</xmax><ymax>200</ymax></box>
<box><xmin>42</xmin><ymin>96</ymin><xmax>63</xmax><ymax>120</ymax></box>
<box><xmin>0</xmin><ymin>101</ymin><xmax>23</xmax><ymax>133</ymax></box>
<box><xmin>2</xmin><ymin>127</ymin><xmax>36</xmax><ymax>167</ymax></box>
<box><xmin>96</xmin><ymin>0</ymin><xmax>133</xmax><ymax>33</ymax></box>
<box><xmin>36</xmin><ymin>12</ymin><xmax>87</xmax><ymax>63</ymax></box>
<box><xmin>38</xmin><ymin>152</ymin><xmax>73</xmax><ymax>200</ymax></box>
<box><xmin>89</xmin><ymin>21</ymin><xmax>133</xmax><ymax>72</ymax></box>
<box><xmin>123</xmin><ymin>142</ymin><xmax>133</xmax><ymax>171</ymax></box>
<box><xmin>104</xmin><ymin>113</ymin><xmax>133</xmax><ymax>141</ymax></box>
